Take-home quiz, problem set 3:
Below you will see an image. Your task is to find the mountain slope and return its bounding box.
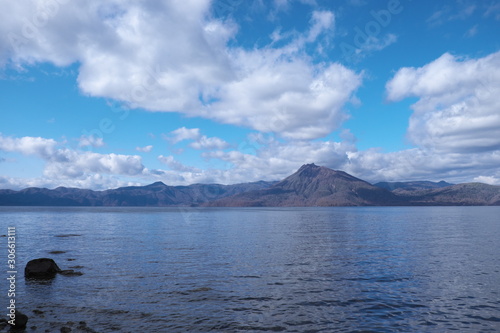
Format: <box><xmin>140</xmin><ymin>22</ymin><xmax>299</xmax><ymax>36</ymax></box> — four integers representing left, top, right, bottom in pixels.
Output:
<box><xmin>0</xmin><ymin>181</ymin><xmax>275</xmax><ymax>206</ymax></box>
<box><xmin>402</xmin><ymin>183</ymin><xmax>500</xmax><ymax>206</ymax></box>
<box><xmin>374</xmin><ymin>181</ymin><xmax>453</xmax><ymax>194</ymax></box>
<box><xmin>208</xmin><ymin>164</ymin><xmax>402</xmax><ymax>207</ymax></box>
<box><xmin>1</xmin><ymin>165</ymin><xmax>499</xmax><ymax>206</ymax></box>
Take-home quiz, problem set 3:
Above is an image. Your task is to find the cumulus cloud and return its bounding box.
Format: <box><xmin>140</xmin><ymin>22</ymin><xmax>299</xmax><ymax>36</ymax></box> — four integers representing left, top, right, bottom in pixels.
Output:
<box><xmin>43</xmin><ymin>151</ymin><xmax>144</xmax><ymax>179</ymax></box>
<box><xmin>473</xmin><ymin>176</ymin><xmax>500</xmax><ymax>185</ymax></box>
<box><xmin>201</xmin><ymin>134</ymin><xmax>355</xmax><ymax>183</ymax></box>
<box><xmin>0</xmin><ymin>1</ymin><xmax>361</xmax><ymax>140</ymax></box>
<box><xmin>0</xmin><ymin>174</ymin><xmax>141</xmax><ymax>191</ymax></box>
<box><xmin>0</xmin><ymin>134</ymin><xmax>64</xmax><ymax>161</ymax></box>
<box><xmin>136</xmin><ymin>145</ymin><xmax>153</xmax><ymax>153</ymax></box>
<box><xmin>166</xmin><ymin>127</ymin><xmax>229</xmax><ymax>150</ymax></box>
<box><xmin>189</xmin><ymin>136</ymin><xmax>229</xmax><ymax>150</ymax></box>
<box><xmin>0</xmin><ymin>134</ymin><xmax>145</xmax><ymax>182</ymax></box>
<box><xmin>78</xmin><ymin>135</ymin><xmax>105</xmax><ymax>148</ymax></box>
<box><xmin>3</xmin><ymin>2</ymin><xmax>499</xmax><ymax>190</ymax></box>
<box><xmin>386</xmin><ymin>51</ymin><xmax>500</xmax><ymax>153</ymax></box>
<box><xmin>2</xmin><ymin>133</ymin><xmax>500</xmax><ymax>189</ymax></box>
<box><xmin>345</xmin><ymin>148</ymin><xmax>500</xmax><ymax>184</ymax></box>
<box><xmin>167</xmin><ymin>127</ymin><xmax>201</xmax><ymax>144</ymax></box>
<box><xmin>206</xmin><ymin>55</ymin><xmax>362</xmax><ymax>139</ymax></box>
<box><xmin>157</xmin><ymin>155</ymin><xmax>201</xmax><ymax>173</ymax></box>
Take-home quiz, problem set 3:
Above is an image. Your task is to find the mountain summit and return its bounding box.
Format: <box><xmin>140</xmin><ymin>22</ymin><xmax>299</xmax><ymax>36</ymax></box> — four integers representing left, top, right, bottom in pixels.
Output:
<box><xmin>209</xmin><ymin>164</ymin><xmax>401</xmax><ymax>206</ymax></box>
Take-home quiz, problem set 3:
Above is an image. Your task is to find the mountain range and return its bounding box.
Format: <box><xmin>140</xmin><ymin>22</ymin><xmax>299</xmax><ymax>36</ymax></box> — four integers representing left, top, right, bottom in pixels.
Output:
<box><xmin>1</xmin><ymin>164</ymin><xmax>499</xmax><ymax>206</ymax></box>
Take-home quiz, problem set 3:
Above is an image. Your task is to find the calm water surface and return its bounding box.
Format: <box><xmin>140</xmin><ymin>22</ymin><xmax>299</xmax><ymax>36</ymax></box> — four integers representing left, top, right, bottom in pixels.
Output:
<box><xmin>1</xmin><ymin>207</ymin><xmax>499</xmax><ymax>332</ymax></box>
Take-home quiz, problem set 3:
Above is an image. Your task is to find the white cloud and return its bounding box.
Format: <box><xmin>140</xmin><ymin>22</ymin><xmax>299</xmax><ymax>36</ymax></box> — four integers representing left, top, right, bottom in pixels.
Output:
<box><xmin>2</xmin><ymin>133</ymin><xmax>500</xmax><ymax>189</ymax></box>
<box><xmin>136</xmin><ymin>145</ymin><xmax>153</xmax><ymax>153</ymax></box>
<box><xmin>166</xmin><ymin>127</ymin><xmax>229</xmax><ymax>150</ymax></box>
<box><xmin>0</xmin><ymin>134</ymin><xmax>145</xmax><ymax>182</ymax></box>
<box><xmin>206</xmin><ymin>53</ymin><xmax>362</xmax><ymax>139</ymax></box>
<box><xmin>43</xmin><ymin>151</ymin><xmax>145</xmax><ymax>179</ymax></box>
<box><xmin>78</xmin><ymin>135</ymin><xmax>105</xmax><ymax>148</ymax></box>
<box><xmin>157</xmin><ymin>155</ymin><xmax>200</xmax><ymax>173</ymax></box>
<box><xmin>306</xmin><ymin>10</ymin><xmax>334</xmax><ymax>43</ymax></box>
<box><xmin>189</xmin><ymin>136</ymin><xmax>229</xmax><ymax>150</ymax></box>
<box><xmin>0</xmin><ymin>174</ymin><xmax>141</xmax><ymax>191</ymax></box>
<box><xmin>2</xmin><ymin>2</ymin><xmax>499</xmax><ymax>190</ymax></box>
<box><xmin>386</xmin><ymin>51</ymin><xmax>500</xmax><ymax>153</ymax></box>
<box><xmin>201</xmin><ymin>134</ymin><xmax>355</xmax><ymax>183</ymax></box>
<box><xmin>473</xmin><ymin>176</ymin><xmax>500</xmax><ymax>185</ymax></box>
<box><xmin>167</xmin><ymin>127</ymin><xmax>201</xmax><ymax>144</ymax></box>
<box><xmin>347</xmin><ymin>148</ymin><xmax>500</xmax><ymax>184</ymax></box>
<box><xmin>0</xmin><ymin>135</ymin><xmax>64</xmax><ymax>161</ymax></box>
<box><xmin>0</xmin><ymin>1</ymin><xmax>360</xmax><ymax>140</ymax></box>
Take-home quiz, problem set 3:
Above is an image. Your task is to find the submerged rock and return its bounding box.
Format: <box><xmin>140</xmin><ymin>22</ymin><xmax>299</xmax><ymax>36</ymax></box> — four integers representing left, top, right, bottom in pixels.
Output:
<box><xmin>25</xmin><ymin>258</ymin><xmax>61</xmax><ymax>279</ymax></box>
<box><xmin>8</xmin><ymin>310</ymin><xmax>28</xmax><ymax>330</ymax></box>
<box><xmin>0</xmin><ymin>318</ymin><xmax>7</xmax><ymax>330</ymax></box>
<box><xmin>25</xmin><ymin>258</ymin><xmax>83</xmax><ymax>279</ymax></box>
<box><xmin>59</xmin><ymin>270</ymin><xmax>84</xmax><ymax>276</ymax></box>
<box><xmin>48</xmin><ymin>250</ymin><xmax>67</xmax><ymax>254</ymax></box>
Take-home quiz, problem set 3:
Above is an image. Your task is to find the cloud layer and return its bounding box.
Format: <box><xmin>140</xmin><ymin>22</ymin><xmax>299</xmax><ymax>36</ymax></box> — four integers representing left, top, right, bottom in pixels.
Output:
<box><xmin>1</xmin><ymin>130</ymin><xmax>500</xmax><ymax>190</ymax></box>
<box><xmin>1</xmin><ymin>2</ymin><xmax>499</xmax><ymax>190</ymax></box>
<box><xmin>0</xmin><ymin>134</ymin><xmax>145</xmax><ymax>189</ymax></box>
<box><xmin>1</xmin><ymin>0</ymin><xmax>361</xmax><ymax>140</ymax></box>
<box><xmin>386</xmin><ymin>51</ymin><xmax>500</xmax><ymax>153</ymax></box>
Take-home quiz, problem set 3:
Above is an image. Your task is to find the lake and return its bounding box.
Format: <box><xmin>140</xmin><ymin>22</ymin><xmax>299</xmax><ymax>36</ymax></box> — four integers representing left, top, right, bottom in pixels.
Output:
<box><xmin>1</xmin><ymin>207</ymin><xmax>499</xmax><ymax>332</ymax></box>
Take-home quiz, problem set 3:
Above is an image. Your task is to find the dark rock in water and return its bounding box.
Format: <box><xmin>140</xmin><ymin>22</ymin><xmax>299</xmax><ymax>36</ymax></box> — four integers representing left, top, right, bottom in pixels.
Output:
<box><xmin>32</xmin><ymin>309</ymin><xmax>44</xmax><ymax>318</ymax></box>
<box><xmin>25</xmin><ymin>258</ymin><xmax>83</xmax><ymax>279</ymax></box>
<box><xmin>8</xmin><ymin>310</ymin><xmax>28</xmax><ymax>330</ymax></box>
<box><xmin>25</xmin><ymin>258</ymin><xmax>61</xmax><ymax>279</ymax></box>
<box><xmin>59</xmin><ymin>269</ymin><xmax>84</xmax><ymax>276</ymax></box>
<box><xmin>188</xmin><ymin>287</ymin><xmax>213</xmax><ymax>293</ymax></box>
<box><xmin>48</xmin><ymin>250</ymin><xmax>67</xmax><ymax>254</ymax></box>
<box><xmin>53</xmin><ymin>321</ymin><xmax>98</xmax><ymax>333</ymax></box>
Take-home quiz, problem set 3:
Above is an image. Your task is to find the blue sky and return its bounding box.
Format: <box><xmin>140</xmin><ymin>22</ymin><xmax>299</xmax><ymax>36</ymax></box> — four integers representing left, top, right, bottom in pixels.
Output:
<box><xmin>1</xmin><ymin>0</ymin><xmax>500</xmax><ymax>190</ymax></box>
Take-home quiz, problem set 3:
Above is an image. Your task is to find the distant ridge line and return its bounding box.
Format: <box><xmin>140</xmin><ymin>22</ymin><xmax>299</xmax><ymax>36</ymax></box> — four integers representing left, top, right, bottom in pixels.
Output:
<box><xmin>1</xmin><ymin>164</ymin><xmax>499</xmax><ymax>206</ymax></box>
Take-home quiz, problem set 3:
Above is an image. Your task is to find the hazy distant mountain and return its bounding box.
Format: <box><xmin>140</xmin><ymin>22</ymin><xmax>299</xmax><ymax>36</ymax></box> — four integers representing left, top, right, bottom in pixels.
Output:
<box><xmin>208</xmin><ymin>164</ymin><xmax>402</xmax><ymax>207</ymax></box>
<box><xmin>398</xmin><ymin>183</ymin><xmax>500</xmax><ymax>206</ymax></box>
<box><xmin>374</xmin><ymin>180</ymin><xmax>454</xmax><ymax>194</ymax></box>
<box><xmin>0</xmin><ymin>181</ymin><xmax>275</xmax><ymax>206</ymax></box>
<box><xmin>1</xmin><ymin>164</ymin><xmax>499</xmax><ymax>206</ymax></box>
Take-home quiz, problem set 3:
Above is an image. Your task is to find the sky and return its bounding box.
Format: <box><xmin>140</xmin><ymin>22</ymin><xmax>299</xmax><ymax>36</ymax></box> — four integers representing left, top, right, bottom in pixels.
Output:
<box><xmin>0</xmin><ymin>0</ymin><xmax>499</xmax><ymax>190</ymax></box>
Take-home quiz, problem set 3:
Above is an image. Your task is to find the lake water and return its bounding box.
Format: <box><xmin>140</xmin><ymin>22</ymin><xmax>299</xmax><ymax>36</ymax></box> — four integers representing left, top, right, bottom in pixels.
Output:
<box><xmin>1</xmin><ymin>207</ymin><xmax>499</xmax><ymax>332</ymax></box>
